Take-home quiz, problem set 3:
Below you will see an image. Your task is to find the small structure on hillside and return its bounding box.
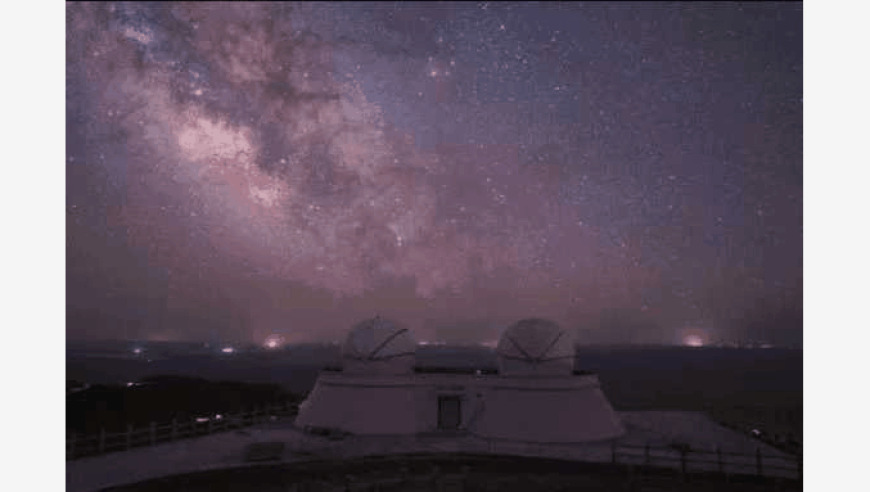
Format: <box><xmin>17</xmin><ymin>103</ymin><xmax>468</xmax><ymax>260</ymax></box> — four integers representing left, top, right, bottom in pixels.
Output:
<box><xmin>295</xmin><ymin>317</ymin><xmax>624</xmax><ymax>443</ymax></box>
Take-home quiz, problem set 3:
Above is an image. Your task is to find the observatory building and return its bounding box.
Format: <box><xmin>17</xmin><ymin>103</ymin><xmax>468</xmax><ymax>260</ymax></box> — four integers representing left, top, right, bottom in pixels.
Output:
<box><xmin>295</xmin><ymin>317</ymin><xmax>624</xmax><ymax>443</ymax></box>
<box><xmin>68</xmin><ymin>316</ymin><xmax>802</xmax><ymax>492</ymax></box>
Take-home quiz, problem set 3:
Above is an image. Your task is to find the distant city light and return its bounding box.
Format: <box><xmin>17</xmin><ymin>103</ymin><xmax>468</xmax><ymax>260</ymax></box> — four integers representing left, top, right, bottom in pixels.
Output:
<box><xmin>221</xmin><ymin>347</ymin><xmax>235</xmax><ymax>354</ymax></box>
<box><xmin>264</xmin><ymin>334</ymin><xmax>285</xmax><ymax>349</ymax></box>
<box><xmin>132</xmin><ymin>347</ymin><xmax>142</xmax><ymax>355</ymax></box>
<box><xmin>195</xmin><ymin>417</ymin><xmax>210</xmax><ymax>423</ymax></box>
<box><xmin>683</xmin><ymin>334</ymin><xmax>704</xmax><ymax>347</ymax></box>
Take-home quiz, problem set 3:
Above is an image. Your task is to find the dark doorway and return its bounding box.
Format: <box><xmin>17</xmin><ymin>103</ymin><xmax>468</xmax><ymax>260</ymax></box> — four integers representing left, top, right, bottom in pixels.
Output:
<box><xmin>438</xmin><ymin>396</ymin><xmax>461</xmax><ymax>430</ymax></box>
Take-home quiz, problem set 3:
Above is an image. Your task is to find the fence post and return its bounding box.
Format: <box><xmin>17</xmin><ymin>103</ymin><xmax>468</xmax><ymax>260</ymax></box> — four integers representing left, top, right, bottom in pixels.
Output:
<box><xmin>149</xmin><ymin>422</ymin><xmax>156</xmax><ymax>446</ymax></box>
<box><xmin>171</xmin><ymin>419</ymin><xmax>177</xmax><ymax>441</ymax></box>
<box><xmin>756</xmin><ymin>448</ymin><xmax>763</xmax><ymax>477</ymax></box>
<box><xmin>70</xmin><ymin>433</ymin><xmax>77</xmax><ymax>459</ymax></box>
<box><xmin>644</xmin><ymin>443</ymin><xmax>650</xmax><ymax>467</ymax></box>
<box><xmin>716</xmin><ymin>446</ymin><xmax>723</xmax><ymax>474</ymax></box>
<box><xmin>126</xmin><ymin>424</ymin><xmax>133</xmax><ymax>449</ymax></box>
<box><xmin>611</xmin><ymin>440</ymin><xmax>616</xmax><ymax>464</ymax></box>
<box><xmin>798</xmin><ymin>456</ymin><xmax>802</xmax><ymax>480</ymax></box>
<box><xmin>680</xmin><ymin>450</ymin><xmax>687</xmax><ymax>478</ymax></box>
<box><xmin>98</xmin><ymin>428</ymin><xmax>106</xmax><ymax>454</ymax></box>
<box><xmin>208</xmin><ymin>416</ymin><xmax>213</xmax><ymax>434</ymax></box>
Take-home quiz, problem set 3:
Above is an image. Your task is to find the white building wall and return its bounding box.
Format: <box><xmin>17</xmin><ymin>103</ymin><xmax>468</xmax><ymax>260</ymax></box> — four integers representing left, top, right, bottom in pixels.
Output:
<box><xmin>473</xmin><ymin>382</ymin><xmax>624</xmax><ymax>442</ymax></box>
<box><xmin>296</xmin><ymin>372</ymin><xmax>624</xmax><ymax>442</ymax></box>
<box><xmin>296</xmin><ymin>376</ymin><xmax>417</xmax><ymax>435</ymax></box>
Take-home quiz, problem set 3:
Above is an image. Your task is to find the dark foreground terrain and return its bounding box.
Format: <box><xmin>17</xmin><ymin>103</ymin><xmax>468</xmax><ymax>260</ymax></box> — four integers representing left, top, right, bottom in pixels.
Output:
<box><xmin>67</xmin><ymin>374</ymin><xmax>301</xmax><ymax>434</ymax></box>
<box><xmin>102</xmin><ymin>453</ymin><xmax>801</xmax><ymax>492</ymax></box>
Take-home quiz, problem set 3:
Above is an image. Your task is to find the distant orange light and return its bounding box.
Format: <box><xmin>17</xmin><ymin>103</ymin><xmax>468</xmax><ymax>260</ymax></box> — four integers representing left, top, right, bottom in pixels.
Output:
<box><xmin>264</xmin><ymin>334</ymin><xmax>285</xmax><ymax>349</ymax></box>
<box><xmin>683</xmin><ymin>334</ymin><xmax>704</xmax><ymax>347</ymax></box>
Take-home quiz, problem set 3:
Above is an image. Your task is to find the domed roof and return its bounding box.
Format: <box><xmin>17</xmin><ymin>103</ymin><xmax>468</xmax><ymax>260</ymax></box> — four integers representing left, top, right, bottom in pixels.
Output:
<box><xmin>496</xmin><ymin>318</ymin><xmax>574</xmax><ymax>376</ymax></box>
<box><xmin>341</xmin><ymin>316</ymin><xmax>416</xmax><ymax>374</ymax></box>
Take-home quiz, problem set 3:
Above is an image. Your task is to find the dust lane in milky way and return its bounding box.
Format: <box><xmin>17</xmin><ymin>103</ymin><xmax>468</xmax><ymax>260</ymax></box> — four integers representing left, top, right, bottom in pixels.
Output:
<box><xmin>66</xmin><ymin>2</ymin><xmax>802</xmax><ymax>346</ymax></box>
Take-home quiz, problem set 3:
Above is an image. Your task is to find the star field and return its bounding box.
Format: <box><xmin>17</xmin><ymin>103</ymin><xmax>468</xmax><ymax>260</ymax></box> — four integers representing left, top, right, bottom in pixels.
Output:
<box><xmin>66</xmin><ymin>2</ymin><xmax>802</xmax><ymax>346</ymax></box>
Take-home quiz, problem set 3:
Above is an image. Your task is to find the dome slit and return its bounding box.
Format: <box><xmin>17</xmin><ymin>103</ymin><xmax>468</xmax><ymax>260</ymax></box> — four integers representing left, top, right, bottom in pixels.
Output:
<box><xmin>367</xmin><ymin>327</ymin><xmax>410</xmax><ymax>360</ymax></box>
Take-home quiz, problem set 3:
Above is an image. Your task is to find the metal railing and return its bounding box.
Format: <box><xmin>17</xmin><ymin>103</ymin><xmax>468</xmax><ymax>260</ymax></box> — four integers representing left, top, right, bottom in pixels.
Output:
<box><xmin>67</xmin><ymin>406</ymin><xmax>801</xmax><ymax>482</ymax></box>
<box><xmin>611</xmin><ymin>441</ymin><xmax>801</xmax><ymax>480</ymax></box>
<box><xmin>66</xmin><ymin>401</ymin><xmax>299</xmax><ymax>461</ymax></box>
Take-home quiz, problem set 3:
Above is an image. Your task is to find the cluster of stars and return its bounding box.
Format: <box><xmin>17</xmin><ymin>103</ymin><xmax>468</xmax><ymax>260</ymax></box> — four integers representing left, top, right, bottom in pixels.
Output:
<box><xmin>66</xmin><ymin>2</ymin><xmax>802</xmax><ymax>346</ymax></box>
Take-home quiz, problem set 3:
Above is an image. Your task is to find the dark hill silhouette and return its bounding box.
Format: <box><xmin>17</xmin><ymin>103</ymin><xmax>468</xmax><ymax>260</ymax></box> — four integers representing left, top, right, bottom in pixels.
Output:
<box><xmin>67</xmin><ymin>376</ymin><xmax>302</xmax><ymax>434</ymax></box>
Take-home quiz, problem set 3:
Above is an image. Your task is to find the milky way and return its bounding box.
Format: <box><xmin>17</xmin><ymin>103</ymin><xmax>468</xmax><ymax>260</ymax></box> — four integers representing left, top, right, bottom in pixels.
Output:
<box><xmin>66</xmin><ymin>2</ymin><xmax>802</xmax><ymax>345</ymax></box>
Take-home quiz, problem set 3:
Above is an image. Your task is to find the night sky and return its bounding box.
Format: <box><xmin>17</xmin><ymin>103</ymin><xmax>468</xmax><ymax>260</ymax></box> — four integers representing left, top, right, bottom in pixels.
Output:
<box><xmin>66</xmin><ymin>2</ymin><xmax>802</xmax><ymax>346</ymax></box>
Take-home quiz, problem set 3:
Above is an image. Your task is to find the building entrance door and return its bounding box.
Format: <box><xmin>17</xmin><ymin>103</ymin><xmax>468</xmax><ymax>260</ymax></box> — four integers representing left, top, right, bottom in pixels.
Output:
<box><xmin>438</xmin><ymin>396</ymin><xmax>461</xmax><ymax>430</ymax></box>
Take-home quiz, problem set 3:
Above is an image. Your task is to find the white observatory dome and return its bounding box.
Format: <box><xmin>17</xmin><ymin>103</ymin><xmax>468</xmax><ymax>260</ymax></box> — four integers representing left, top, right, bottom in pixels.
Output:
<box><xmin>496</xmin><ymin>318</ymin><xmax>575</xmax><ymax>376</ymax></box>
<box><xmin>341</xmin><ymin>316</ymin><xmax>417</xmax><ymax>374</ymax></box>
